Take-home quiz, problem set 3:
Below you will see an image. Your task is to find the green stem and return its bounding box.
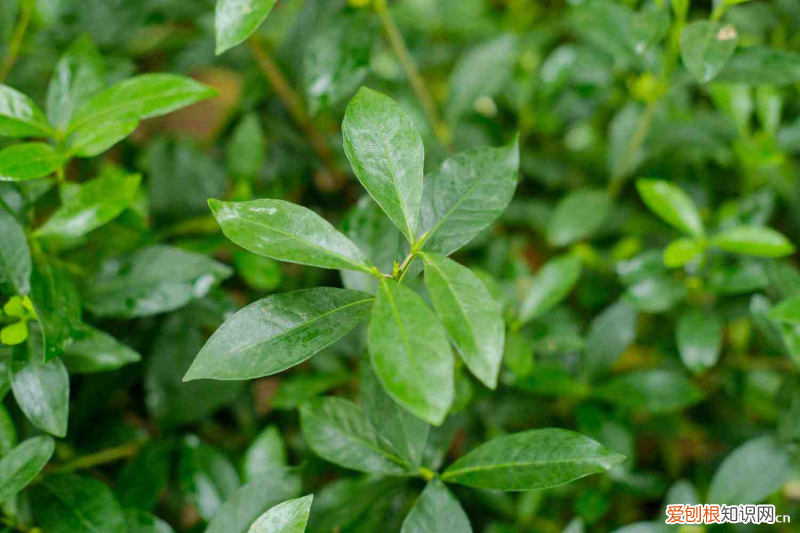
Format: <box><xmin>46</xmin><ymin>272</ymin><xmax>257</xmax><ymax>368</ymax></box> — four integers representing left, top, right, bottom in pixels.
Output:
<box><xmin>0</xmin><ymin>0</ymin><xmax>34</xmax><ymax>83</ymax></box>
<box><xmin>47</xmin><ymin>443</ymin><xmax>140</xmax><ymax>474</ymax></box>
<box><xmin>418</xmin><ymin>466</ymin><xmax>436</xmax><ymax>481</ymax></box>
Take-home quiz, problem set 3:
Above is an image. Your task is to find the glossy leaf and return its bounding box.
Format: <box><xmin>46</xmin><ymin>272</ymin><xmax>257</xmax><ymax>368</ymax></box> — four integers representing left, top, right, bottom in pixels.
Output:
<box><xmin>663</xmin><ymin>238</ymin><xmax>705</xmax><ymax>268</ymax></box>
<box><xmin>680</xmin><ymin>21</ymin><xmax>738</xmax><ymax>84</ymax></box>
<box><xmin>62</xmin><ymin>324</ymin><xmax>141</xmax><ymax>374</ymax></box>
<box><xmin>0</xmin><ymin>142</ymin><xmax>62</xmax><ymax>182</ymax></box>
<box><xmin>418</xmin><ymin>138</ymin><xmax>519</xmax><ymax>256</ymax></box>
<box><xmin>30</xmin><ymin>474</ymin><xmax>127</xmax><ymax>533</ymax></box>
<box><xmin>421</xmin><ymin>252</ymin><xmax>504</xmax><ymax>389</ymax></box>
<box><xmin>242</xmin><ymin>425</ymin><xmax>288</xmax><ymax>482</ymax></box>
<box><xmin>300</xmin><ymin>397</ymin><xmax>409</xmax><ymax>475</ymax></box>
<box><xmin>178</xmin><ymin>436</ymin><xmax>240</xmax><ymax>520</ymax></box>
<box><xmin>249</xmin><ymin>494</ymin><xmax>313</xmax><ymax>533</ymax></box>
<box><xmin>582</xmin><ymin>300</ymin><xmax>638</xmax><ymax>378</ymax></box>
<box><xmin>0</xmin><ymin>204</ymin><xmax>30</xmax><ymax>294</ymax></box>
<box><xmin>67</xmin><ymin>116</ymin><xmax>139</xmax><ymax>157</ymax></box>
<box><xmin>636</xmin><ymin>179</ymin><xmax>704</xmax><ymax>238</ymax></box>
<box><xmin>35</xmin><ymin>172</ymin><xmax>141</xmax><ymax>239</ymax></box>
<box><xmin>441</xmin><ymin>429</ymin><xmax>625</xmax><ymax>491</ymax></box>
<box><xmin>0</xmin><ymin>85</ymin><xmax>54</xmax><ymax>138</ymax></box>
<box><xmin>400</xmin><ymin>480</ymin><xmax>471</xmax><ymax>533</ymax></box>
<box><xmin>594</xmin><ymin>370</ymin><xmax>703</xmax><ymax>414</ymax></box>
<box><xmin>677</xmin><ymin>308</ymin><xmax>722</xmax><ymax>374</ymax></box>
<box><xmin>185</xmin><ymin>288</ymin><xmax>372</xmax><ymax>381</ymax></box>
<box><xmin>216</xmin><ymin>0</ymin><xmax>277</xmax><ymax>55</ymax></box>
<box><xmin>518</xmin><ymin>255</ymin><xmax>582</xmax><ymax>325</ymax></box>
<box><xmin>11</xmin><ymin>357</ymin><xmax>69</xmax><ymax>437</ymax></box>
<box><xmin>368</xmin><ymin>279</ymin><xmax>454</xmax><ymax>426</ymax></box>
<box><xmin>342</xmin><ymin>87</ymin><xmax>424</xmax><ymax>242</ymax></box>
<box><xmin>46</xmin><ymin>35</ymin><xmax>105</xmax><ymax>132</ymax></box>
<box><xmin>85</xmin><ymin>245</ymin><xmax>232</xmax><ymax>318</ymax></box>
<box><xmin>547</xmin><ymin>189</ymin><xmax>612</xmax><ymax>247</ymax></box>
<box><xmin>0</xmin><ymin>436</ymin><xmax>55</xmax><ymax>503</ymax></box>
<box><xmin>28</xmin><ymin>254</ymin><xmax>81</xmax><ymax>359</ymax></box>
<box><xmin>710</xmin><ymin>225</ymin><xmax>795</xmax><ymax>257</ymax></box>
<box><xmin>210</xmin><ymin>198</ymin><xmax>372</xmax><ymax>273</ymax></box>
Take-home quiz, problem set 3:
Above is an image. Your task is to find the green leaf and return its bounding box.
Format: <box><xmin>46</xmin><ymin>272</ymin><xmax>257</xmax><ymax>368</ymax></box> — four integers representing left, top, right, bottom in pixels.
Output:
<box><xmin>677</xmin><ymin>308</ymin><xmax>722</xmax><ymax>375</ymax></box>
<box><xmin>300</xmin><ymin>397</ymin><xmax>409</xmax><ymax>475</ymax></box>
<box><xmin>707</xmin><ymin>434</ymin><xmax>792</xmax><ymax>505</ymax></box>
<box><xmin>116</xmin><ymin>441</ymin><xmax>172</xmax><ymax>512</ymax></box>
<box><xmin>0</xmin><ymin>85</ymin><xmax>54</xmax><ymax>138</ymax></box>
<box><xmin>84</xmin><ymin>245</ymin><xmax>232</xmax><ymax>318</ymax></box>
<box><xmin>227</xmin><ymin>113</ymin><xmax>265</xmax><ymax>179</ymax></box>
<box><xmin>368</xmin><ymin>279</ymin><xmax>454</xmax><ymax>426</ymax></box>
<box><xmin>441</xmin><ymin>428</ymin><xmax>625</xmax><ymax>491</ymax></box>
<box><xmin>680</xmin><ymin>21</ymin><xmax>738</xmax><ymax>84</ymax></box>
<box><xmin>209</xmin><ymin>198</ymin><xmax>372</xmax><ymax>273</ymax></box>
<box><xmin>206</xmin><ymin>468</ymin><xmax>302</xmax><ymax>533</ymax></box>
<box><xmin>215</xmin><ymin>0</ymin><xmax>277</xmax><ymax>55</ymax></box>
<box><xmin>178</xmin><ymin>435</ymin><xmax>240</xmax><ymax>521</ymax></box>
<box><xmin>360</xmin><ymin>363</ymin><xmax>429</xmax><ymax>470</ymax></box>
<box><xmin>0</xmin><ymin>143</ymin><xmax>62</xmax><ymax>182</ymax></box>
<box><xmin>636</xmin><ymin>179</ymin><xmax>704</xmax><ymax>238</ymax></box>
<box><xmin>418</xmin><ymin>138</ymin><xmax>519</xmax><ymax>256</ymax></box>
<box><xmin>184</xmin><ymin>288</ymin><xmax>372</xmax><ymax>381</ymax></box>
<box><xmin>30</xmin><ymin>474</ymin><xmax>127</xmax><ymax>533</ymax></box>
<box><xmin>623</xmin><ymin>275</ymin><xmax>686</xmax><ymax>313</ymax></box>
<box><xmin>710</xmin><ymin>225</ymin><xmax>795</xmax><ymax>257</ymax></box>
<box><xmin>0</xmin><ymin>204</ymin><xmax>30</xmax><ymax>294</ymax></box>
<box><xmin>68</xmin><ymin>74</ymin><xmax>216</xmax><ymax>133</ymax></box>
<box><xmin>0</xmin><ymin>436</ymin><xmax>54</xmax><ymax>504</ymax></box>
<box><xmin>0</xmin><ymin>405</ymin><xmax>17</xmax><ymax>457</ymax></box>
<box><xmin>663</xmin><ymin>238</ymin><xmax>705</xmax><ymax>268</ymax></box>
<box><xmin>421</xmin><ymin>252</ymin><xmax>504</xmax><ymax>389</ymax></box>
<box><xmin>61</xmin><ymin>324</ymin><xmax>141</xmax><ymax>374</ymax></box>
<box><xmin>582</xmin><ymin>300</ymin><xmax>638</xmax><ymax>378</ymax></box>
<box><xmin>11</xmin><ymin>357</ymin><xmax>69</xmax><ymax>437</ymax></box>
<box><xmin>546</xmin><ymin>189</ymin><xmax>612</xmax><ymax>247</ymax></box>
<box><xmin>34</xmin><ymin>172</ymin><xmax>141</xmax><ymax>239</ymax></box>
<box><xmin>717</xmin><ymin>46</ymin><xmax>800</xmax><ymax>86</ymax></box>
<box><xmin>593</xmin><ymin>370</ymin><xmax>703</xmax><ymax>414</ymax></box>
<box><xmin>303</xmin><ymin>12</ymin><xmax>377</xmax><ymax>116</ymax></box>
<box><xmin>342</xmin><ymin>87</ymin><xmax>424</xmax><ymax>243</ymax></box>
<box><xmin>400</xmin><ymin>480</ymin><xmax>471</xmax><ymax>533</ymax></box>
<box><xmin>272</xmin><ymin>372</ymin><xmax>349</xmax><ymax>410</ymax></box>
<box><xmin>769</xmin><ymin>295</ymin><xmax>800</xmax><ymax>325</ymax></box>
<box><xmin>29</xmin><ymin>254</ymin><xmax>81</xmax><ymax>359</ymax></box>
<box><xmin>125</xmin><ymin>509</ymin><xmax>175</xmax><ymax>533</ymax></box>
<box><xmin>46</xmin><ymin>35</ymin><xmax>105</xmax><ymax>132</ymax></box>
<box><xmin>518</xmin><ymin>255</ymin><xmax>582</xmax><ymax>325</ymax></box>
<box><xmin>242</xmin><ymin>425</ymin><xmax>288</xmax><ymax>482</ymax></box>
<box><xmin>67</xmin><ymin>116</ymin><xmax>139</xmax><ymax>158</ymax></box>
<box><xmin>249</xmin><ymin>495</ymin><xmax>313</xmax><ymax>533</ymax></box>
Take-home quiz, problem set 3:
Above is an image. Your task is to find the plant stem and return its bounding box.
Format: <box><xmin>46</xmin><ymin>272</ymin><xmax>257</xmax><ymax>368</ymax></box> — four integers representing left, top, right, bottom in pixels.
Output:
<box><xmin>47</xmin><ymin>442</ymin><xmax>140</xmax><ymax>474</ymax></box>
<box><xmin>418</xmin><ymin>466</ymin><xmax>436</xmax><ymax>481</ymax></box>
<box><xmin>374</xmin><ymin>0</ymin><xmax>451</xmax><ymax>149</ymax></box>
<box><xmin>0</xmin><ymin>0</ymin><xmax>34</xmax><ymax>83</ymax></box>
<box><xmin>247</xmin><ymin>37</ymin><xmax>345</xmax><ymax>179</ymax></box>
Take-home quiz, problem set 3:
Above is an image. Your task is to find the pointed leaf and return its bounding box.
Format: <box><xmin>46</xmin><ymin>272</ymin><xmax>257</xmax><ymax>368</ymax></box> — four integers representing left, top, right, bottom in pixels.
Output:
<box><xmin>242</xmin><ymin>425</ymin><xmax>288</xmax><ymax>482</ymax></box>
<box><xmin>518</xmin><ymin>255</ymin><xmax>582</xmax><ymax>325</ymax></box>
<box><xmin>178</xmin><ymin>436</ymin><xmax>240</xmax><ymax>521</ymax></box>
<box><xmin>582</xmin><ymin>300</ymin><xmax>638</xmax><ymax>378</ymax></box>
<box><xmin>710</xmin><ymin>225</ymin><xmax>795</xmax><ymax>257</ymax></box>
<box><xmin>249</xmin><ymin>495</ymin><xmax>313</xmax><ymax>533</ymax></box>
<box><xmin>369</xmin><ymin>279</ymin><xmax>454</xmax><ymax>426</ymax></box>
<box><xmin>680</xmin><ymin>21</ymin><xmax>738</xmax><ymax>84</ymax></box>
<box><xmin>0</xmin><ymin>142</ymin><xmax>62</xmax><ymax>182</ymax></box>
<box><xmin>594</xmin><ymin>369</ymin><xmax>703</xmax><ymax>414</ymax></box>
<box><xmin>0</xmin><ymin>436</ymin><xmax>55</xmax><ymax>504</ymax></box>
<box><xmin>677</xmin><ymin>308</ymin><xmax>722</xmax><ymax>374</ymax></box>
<box><xmin>0</xmin><ymin>204</ymin><xmax>30</xmax><ymax>294</ymax></box>
<box><xmin>31</xmin><ymin>474</ymin><xmax>127</xmax><ymax>533</ymax></box>
<box><xmin>11</xmin><ymin>357</ymin><xmax>69</xmax><ymax>437</ymax></box>
<box><xmin>636</xmin><ymin>179</ymin><xmax>705</xmax><ymax>238</ymax></box>
<box><xmin>46</xmin><ymin>35</ymin><xmax>105</xmax><ymax>132</ymax></box>
<box><xmin>210</xmin><ymin>198</ymin><xmax>372</xmax><ymax>273</ymax></box>
<box><xmin>0</xmin><ymin>85</ymin><xmax>54</xmax><ymax>138</ymax></box>
<box><xmin>216</xmin><ymin>0</ymin><xmax>277</xmax><ymax>55</ymax></box>
<box><xmin>546</xmin><ymin>189</ymin><xmax>612</xmax><ymax>247</ymax></box>
<box><xmin>421</xmin><ymin>253</ymin><xmax>504</xmax><ymax>389</ymax></box>
<box><xmin>400</xmin><ymin>480</ymin><xmax>471</xmax><ymax>533</ymax></box>
<box><xmin>62</xmin><ymin>324</ymin><xmax>141</xmax><ymax>374</ymax></box>
<box><xmin>343</xmin><ymin>87</ymin><xmax>424</xmax><ymax>242</ymax></box>
<box><xmin>441</xmin><ymin>428</ymin><xmax>625</xmax><ymax>490</ymax></box>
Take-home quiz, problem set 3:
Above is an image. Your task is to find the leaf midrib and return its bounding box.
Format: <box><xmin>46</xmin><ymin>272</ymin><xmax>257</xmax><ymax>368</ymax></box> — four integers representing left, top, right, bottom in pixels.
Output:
<box><xmin>442</xmin><ymin>455</ymin><xmax>616</xmax><ymax>479</ymax></box>
<box><xmin>39</xmin><ymin>481</ymin><xmax>105</xmax><ymax>533</ymax></box>
<box><xmin>375</xmin><ymin>116</ymin><xmax>415</xmax><ymax>240</ymax></box>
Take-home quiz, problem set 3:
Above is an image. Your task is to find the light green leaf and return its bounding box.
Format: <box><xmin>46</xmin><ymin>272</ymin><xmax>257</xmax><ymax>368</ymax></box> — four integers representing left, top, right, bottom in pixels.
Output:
<box><xmin>518</xmin><ymin>255</ymin><xmax>582</xmax><ymax>325</ymax></box>
<box><xmin>0</xmin><ymin>204</ymin><xmax>30</xmax><ymax>294</ymax></box>
<box><xmin>227</xmin><ymin>113</ymin><xmax>265</xmax><ymax>179</ymax></box>
<box><xmin>67</xmin><ymin>116</ymin><xmax>139</xmax><ymax>158</ymax></box>
<box><xmin>623</xmin><ymin>275</ymin><xmax>686</xmax><ymax>313</ymax></box>
<box><xmin>636</xmin><ymin>179</ymin><xmax>704</xmax><ymax>238</ymax></box>
<box><xmin>46</xmin><ymin>35</ymin><xmax>105</xmax><ymax>132</ymax></box>
<box><xmin>677</xmin><ymin>308</ymin><xmax>722</xmax><ymax>374</ymax></box>
<box><xmin>125</xmin><ymin>509</ymin><xmax>175</xmax><ymax>533</ymax></box>
<box><xmin>663</xmin><ymin>238</ymin><xmax>705</xmax><ymax>268</ymax></box>
<box><xmin>710</xmin><ymin>225</ymin><xmax>795</xmax><ymax>257</ymax></box>
<box><xmin>418</xmin><ymin>138</ymin><xmax>519</xmax><ymax>256</ymax></box>
<box><xmin>35</xmin><ymin>172</ymin><xmax>141</xmax><ymax>239</ymax></box>
<box><xmin>85</xmin><ymin>245</ymin><xmax>232</xmax><ymax>318</ymax></box>
<box><xmin>303</xmin><ymin>12</ymin><xmax>376</xmax><ymax>116</ymax></box>
<box><xmin>707</xmin><ymin>434</ymin><xmax>792</xmax><ymax>505</ymax></box>
<box><xmin>300</xmin><ymin>397</ymin><xmax>410</xmax><ymax>475</ymax></box>
<box><xmin>0</xmin><ymin>85</ymin><xmax>54</xmax><ymax>138</ymax></box>
<box><xmin>582</xmin><ymin>300</ymin><xmax>638</xmax><ymax>378</ymax></box>
<box><xmin>242</xmin><ymin>425</ymin><xmax>288</xmax><ymax>482</ymax></box>
<box><xmin>11</xmin><ymin>357</ymin><xmax>69</xmax><ymax>437</ymax></box>
<box><xmin>210</xmin><ymin>198</ymin><xmax>372</xmax><ymax>273</ymax></box>
<box><xmin>249</xmin><ymin>495</ymin><xmax>313</xmax><ymax>533</ymax></box>
<box><xmin>61</xmin><ymin>324</ymin><xmax>141</xmax><ymax>374</ymax></box>
<box><xmin>206</xmin><ymin>469</ymin><xmax>302</xmax><ymax>533</ymax></box>
<box><xmin>717</xmin><ymin>46</ymin><xmax>800</xmax><ymax>86</ymax></box>
<box><xmin>185</xmin><ymin>288</ymin><xmax>372</xmax><ymax>381</ymax></box>
<box><xmin>546</xmin><ymin>189</ymin><xmax>612</xmax><ymax>247</ymax></box>
<box><xmin>216</xmin><ymin>0</ymin><xmax>277</xmax><ymax>55</ymax></box>
<box><xmin>441</xmin><ymin>428</ymin><xmax>625</xmax><ymax>491</ymax></box>
<box><xmin>680</xmin><ymin>21</ymin><xmax>738</xmax><ymax>84</ymax></box>
<box><xmin>0</xmin><ymin>436</ymin><xmax>54</xmax><ymax>504</ymax></box>
<box><xmin>360</xmin><ymin>363</ymin><xmax>429</xmax><ymax>470</ymax></box>
<box><xmin>342</xmin><ymin>87</ymin><xmax>424</xmax><ymax>243</ymax></box>
<box><xmin>369</xmin><ymin>279</ymin><xmax>454</xmax><ymax>426</ymax></box>
<box><xmin>400</xmin><ymin>480</ymin><xmax>471</xmax><ymax>533</ymax></box>
<box><xmin>69</xmin><ymin>74</ymin><xmax>216</xmax><ymax>133</ymax></box>
<box><xmin>30</xmin><ymin>474</ymin><xmax>127</xmax><ymax>533</ymax></box>
<box><xmin>421</xmin><ymin>252</ymin><xmax>504</xmax><ymax>389</ymax></box>
<box><xmin>769</xmin><ymin>295</ymin><xmax>800</xmax><ymax>325</ymax></box>
<box><xmin>272</xmin><ymin>372</ymin><xmax>349</xmax><ymax>410</ymax></box>
<box><xmin>0</xmin><ymin>143</ymin><xmax>62</xmax><ymax>182</ymax></box>
<box><xmin>594</xmin><ymin>370</ymin><xmax>703</xmax><ymax>414</ymax></box>
<box><xmin>178</xmin><ymin>436</ymin><xmax>240</xmax><ymax>521</ymax></box>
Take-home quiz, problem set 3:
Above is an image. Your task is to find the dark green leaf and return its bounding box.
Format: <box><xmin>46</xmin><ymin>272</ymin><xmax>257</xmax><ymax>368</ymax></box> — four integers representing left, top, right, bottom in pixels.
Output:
<box><xmin>582</xmin><ymin>300</ymin><xmax>638</xmax><ymax>378</ymax></box>
<box><xmin>125</xmin><ymin>509</ymin><xmax>175</xmax><ymax>533</ymax></box>
<box><xmin>518</xmin><ymin>255</ymin><xmax>582</xmax><ymax>325</ymax></box>
<box><xmin>441</xmin><ymin>428</ymin><xmax>625</xmax><ymax>491</ymax></box>
<box><xmin>30</xmin><ymin>474</ymin><xmax>127</xmax><ymax>533</ymax></box>
<box><xmin>272</xmin><ymin>372</ymin><xmax>349</xmax><ymax>410</ymax></box>
<box><xmin>242</xmin><ymin>425</ymin><xmax>288</xmax><ymax>482</ymax></box>
<box><xmin>116</xmin><ymin>441</ymin><xmax>172</xmax><ymax>512</ymax></box>
<box><xmin>594</xmin><ymin>370</ymin><xmax>703</xmax><ymax>414</ymax></box>
<box><xmin>178</xmin><ymin>435</ymin><xmax>240</xmax><ymax>521</ymax></box>
<box><xmin>710</xmin><ymin>225</ymin><xmax>795</xmax><ymax>257</ymax></box>
<box><xmin>0</xmin><ymin>436</ymin><xmax>54</xmax><ymax>503</ymax></box>
<box><xmin>0</xmin><ymin>204</ymin><xmax>30</xmax><ymax>294</ymax></box>
<box><xmin>680</xmin><ymin>21</ymin><xmax>738</xmax><ymax>84</ymax></box>
<box><xmin>636</xmin><ymin>179</ymin><xmax>704</xmax><ymax>238</ymax></box>
<box><xmin>677</xmin><ymin>308</ymin><xmax>722</xmax><ymax>374</ymax></box>
<box><xmin>216</xmin><ymin>0</ymin><xmax>277</xmax><ymax>55</ymax></box>
<box><xmin>0</xmin><ymin>143</ymin><xmax>62</xmax><ymax>182</ymax></box>
<box><xmin>400</xmin><ymin>480</ymin><xmax>471</xmax><ymax>533</ymax></box>
<box><xmin>0</xmin><ymin>85</ymin><xmax>54</xmax><ymax>138</ymax></box>
<box><xmin>61</xmin><ymin>324</ymin><xmax>141</xmax><ymax>374</ymax></box>
<box><xmin>28</xmin><ymin>254</ymin><xmax>81</xmax><ymax>359</ymax></box>
<box><xmin>249</xmin><ymin>494</ymin><xmax>313</xmax><ymax>532</ymax></box>
<box><xmin>11</xmin><ymin>357</ymin><xmax>69</xmax><ymax>437</ymax></box>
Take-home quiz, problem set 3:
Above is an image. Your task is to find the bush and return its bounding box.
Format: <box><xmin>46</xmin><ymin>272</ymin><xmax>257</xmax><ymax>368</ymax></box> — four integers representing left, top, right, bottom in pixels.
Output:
<box><xmin>1</xmin><ymin>0</ymin><xmax>800</xmax><ymax>531</ymax></box>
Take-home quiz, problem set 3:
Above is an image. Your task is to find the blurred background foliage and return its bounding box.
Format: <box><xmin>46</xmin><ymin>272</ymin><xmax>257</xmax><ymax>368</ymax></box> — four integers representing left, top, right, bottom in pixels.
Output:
<box><xmin>4</xmin><ymin>0</ymin><xmax>800</xmax><ymax>531</ymax></box>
